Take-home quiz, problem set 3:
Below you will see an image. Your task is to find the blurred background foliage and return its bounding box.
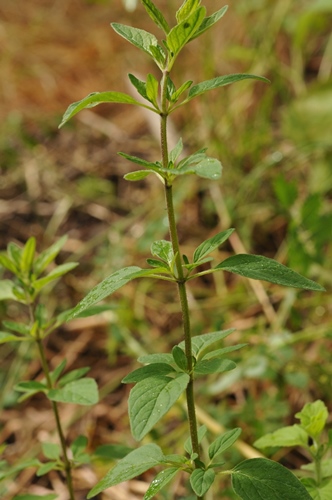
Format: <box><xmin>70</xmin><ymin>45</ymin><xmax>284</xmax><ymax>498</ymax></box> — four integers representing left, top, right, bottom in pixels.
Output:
<box><xmin>0</xmin><ymin>0</ymin><xmax>331</xmax><ymax>498</ymax></box>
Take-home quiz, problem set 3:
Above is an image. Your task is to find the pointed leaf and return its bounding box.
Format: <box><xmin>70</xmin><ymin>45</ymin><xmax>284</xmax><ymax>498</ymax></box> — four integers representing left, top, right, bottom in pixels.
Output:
<box><xmin>146</xmin><ymin>73</ymin><xmax>159</xmax><ymax>108</ymax></box>
<box><xmin>188</xmin><ymin>74</ymin><xmax>270</xmax><ymax>100</ymax></box>
<box><xmin>128</xmin><ymin>73</ymin><xmax>149</xmax><ymax>100</ymax></box>
<box><xmin>215</xmin><ymin>254</ymin><xmax>325</xmax><ymax>291</ymax></box>
<box><xmin>0</xmin><ymin>331</ymin><xmax>30</xmax><ymax>343</ymax></box>
<box><xmin>178</xmin><ymin>329</ymin><xmax>235</xmax><ymax>358</ymax></box>
<box><xmin>190</xmin><ymin>5</ymin><xmax>228</xmax><ymax>41</ymax></box>
<box><xmin>177</xmin><ymin>157</ymin><xmax>222</xmax><ymax>180</ymax></box>
<box><xmin>129</xmin><ymin>373</ymin><xmax>190</xmax><ymax>440</ymax></box>
<box><xmin>141</xmin><ymin>0</ymin><xmax>170</xmax><ymax>33</ymax></box>
<box><xmin>176</xmin><ymin>0</ymin><xmax>201</xmax><ymax>23</ymax></box>
<box><xmin>37</xmin><ymin>461</ymin><xmax>59</xmax><ymax>476</ymax></box>
<box><xmin>50</xmin><ymin>360</ymin><xmax>67</xmax><ymax>385</ymax></box>
<box><xmin>138</xmin><ymin>353</ymin><xmax>175</xmax><ymax>365</ymax></box>
<box><xmin>190</xmin><ymin>468</ymin><xmax>215</xmax><ymax>496</ymax></box>
<box><xmin>13</xmin><ymin>495</ymin><xmax>57</xmax><ymax>500</ymax></box>
<box><xmin>172</xmin><ymin>346</ymin><xmax>188</xmax><ymax>371</ymax></box>
<box><xmin>59</xmin><ymin>91</ymin><xmax>155</xmax><ymax>128</ymax></box>
<box><xmin>118</xmin><ymin>151</ymin><xmax>159</xmax><ymax>169</ymax></box>
<box><xmin>3</xmin><ymin>321</ymin><xmax>30</xmax><ymax>336</ymax></box>
<box><xmin>170</xmin><ymin>80</ymin><xmax>193</xmax><ymax>103</ymax></box>
<box><xmin>93</xmin><ymin>444</ymin><xmax>134</xmax><ymax>461</ymax></box>
<box><xmin>254</xmin><ymin>425</ymin><xmax>308</xmax><ymax>449</ymax></box>
<box><xmin>194</xmin><ymin>358</ymin><xmax>236</xmax><ymax>375</ymax></box>
<box><xmin>68</xmin><ymin>266</ymin><xmax>156</xmax><ymax>319</ymax></box>
<box><xmin>167</xmin><ymin>7</ymin><xmax>206</xmax><ymax>64</ymax></box>
<box><xmin>87</xmin><ymin>444</ymin><xmax>164</xmax><ymax>498</ymax></box>
<box><xmin>203</xmin><ymin>344</ymin><xmax>247</xmax><ymax>360</ymax></box>
<box><xmin>48</xmin><ymin>378</ymin><xmax>98</xmax><ymax>405</ymax></box>
<box><xmin>185</xmin><ymin>425</ymin><xmax>208</xmax><ymax>454</ymax></box>
<box><xmin>147</xmin><ymin>258</ymin><xmax>170</xmax><ymax>270</ymax></box>
<box><xmin>144</xmin><ymin>467</ymin><xmax>179</xmax><ymax>499</ymax></box>
<box><xmin>34</xmin><ymin>236</ymin><xmax>67</xmax><ymax>275</ymax></box>
<box><xmin>21</xmin><ymin>237</ymin><xmax>36</xmax><ymax>273</ymax></box>
<box><xmin>232</xmin><ymin>458</ymin><xmax>312</xmax><ymax>500</ymax></box>
<box><xmin>15</xmin><ymin>381</ymin><xmax>47</xmax><ymax>393</ymax></box>
<box><xmin>193</xmin><ymin>229</ymin><xmax>235</xmax><ymax>262</ymax></box>
<box><xmin>209</xmin><ymin>428</ymin><xmax>242</xmax><ymax>460</ymax></box>
<box><xmin>71</xmin><ymin>435</ymin><xmax>88</xmax><ymax>458</ymax></box>
<box><xmin>58</xmin><ymin>366</ymin><xmax>90</xmax><ymax>387</ymax></box>
<box><xmin>111</xmin><ymin>23</ymin><xmax>163</xmax><ymax>64</ymax></box>
<box><xmin>122</xmin><ymin>363</ymin><xmax>176</xmax><ymax>383</ymax></box>
<box><xmin>7</xmin><ymin>242</ymin><xmax>22</xmax><ymax>266</ymax></box>
<box><xmin>169</xmin><ymin>138</ymin><xmax>183</xmax><ymax>163</ymax></box>
<box><xmin>0</xmin><ymin>254</ymin><xmax>18</xmax><ymax>274</ymax></box>
<box><xmin>33</xmin><ymin>262</ymin><xmax>78</xmax><ymax>290</ymax></box>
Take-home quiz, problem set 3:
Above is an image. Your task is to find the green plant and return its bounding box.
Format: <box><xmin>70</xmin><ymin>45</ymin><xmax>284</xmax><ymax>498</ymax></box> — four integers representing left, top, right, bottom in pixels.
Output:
<box><xmin>57</xmin><ymin>1</ymin><xmax>325</xmax><ymax>499</ymax></box>
<box><xmin>0</xmin><ymin>236</ymin><xmax>99</xmax><ymax>500</ymax></box>
<box><xmin>255</xmin><ymin>400</ymin><xmax>332</xmax><ymax>499</ymax></box>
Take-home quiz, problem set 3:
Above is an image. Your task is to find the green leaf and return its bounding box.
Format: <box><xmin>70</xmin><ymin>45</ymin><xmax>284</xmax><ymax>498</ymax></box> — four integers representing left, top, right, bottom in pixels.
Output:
<box><xmin>178</xmin><ymin>329</ymin><xmax>235</xmax><ymax>358</ymax></box>
<box><xmin>3</xmin><ymin>320</ymin><xmax>30</xmax><ymax>335</ymax></box>
<box><xmin>15</xmin><ymin>381</ymin><xmax>47</xmax><ymax>393</ymax></box>
<box><xmin>231</xmin><ymin>458</ymin><xmax>312</xmax><ymax>500</ymax></box>
<box><xmin>144</xmin><ymin>467</ymin><xmax>179</xmax><ymax>499</ymax></box>
<box><xmin>59</xmin><ymin>91</ymin><xmax>155</xmax><ymax>128</ymax></box>
<box><xmin>193</xmin><ymin>229</ymin><xmax>235</xmax><ymax>262</ymax></box>
<box><xmin>58</xmin><ymin>367</ymin><xmax>90</xmax><ymax>387</ymax></box>
<box><xmin>202</xmin><ymin>343</ymin><xmax>247</xmax><ymax>360</ymax></box>
<box><xmin>302</xmin><ymin>479</ymin><xmax>332</xmax><ymax>500</ymax></box>
<box><xmin>21</xmin><ymin>237</ymin><xmax>36</xmax><ymax>274</ymax></box>
<box><xmin>37</xmin><ymin>461</ymin><xmax>58</xmax><ymax>476</ymax></box>
<box><xmin>296</xmin><ymin>400</ymin><xmax>328</xmax><ymax>438</ymax></box>
<box><xmin>0</xmin><ymin>253</ymin><xmax>18</xmax><ymax>274</ymax></box>
<box><xmin>0</xmin><ymin>280</ymin><xmax>18</xmax><ymax>301</ymax></box>
<box><xmin>122</xmin><ymin>363</ymin><xmax>176</xmax><ymax>383</ymax></box>
<box><xmin>194</xmin><ymin>358</ymin><xmax>236</xmax><ymax>375</ymax></box>
<box><xmin>0</xmin><ymin>331</ymin><xmax>30</xmax><ymax>343</ymax></box>
<box><xmin>302</xmin><ymin>459</ymin><xmax>332</xmax><ymax>480</ymax></box>
<box><xmin>68</xmin><ymin>266</ymin><xmax>155</xmax><ymax>319</ymax></box>
<box><xmin>111</xmin><ymin>23</ymin><xmax>165</xmax><ymax>67</ymax></box>
<box><xmin>87</xmin><ymin>444</ymin><xmax>164</xmax><ymax>498</ymax></box>
<box><xmin>71</xmin><ymin>435</ymin><xmax>88</xmax><ymax>458</ymax></box>
<box><xmin>254</xmin><ymin>425</ymin><xmax>309</xmax><ymax>449</ymax></box>
<box><xmin>119</xmin><ymin>151</ymin><xmax>160</xmax><ymax>169</ymax></box>
<box><xmin>49</xmin><ymin>360</ymin><xmax>67</xmax><ymax>385</ymax></box>
<box><xmin>48</xmin><ymin>378</ymin><xmax>99</xmax><ymax>405</ymax></box>
<box><xmin>124</xmin><ymin>170</ymin><xmax>153</xmax><ymax>181</ymax></box>
<box><xmin>170</xmin><ymin>80</ymin><xmax>193</xmax><ymax>104</ymax></box>
<box><xmin>33</xmin><ymin>236</ymin><xmax>67</xmax><ymax>276</ymax></box>
<box><xmin>13</xmin><ymin>495</ymin><xmax>58</xmax><ymax>500</ymax></box>
<box><xmin>172</xmin><ymin>346</ymin><xmax>188</xmax><ymax>371</ymax></box>
<box><xmin>167</xmin><ymin>7</ymin><xmax>206</xmax><ymax>65</ymax></box>
<box><xmin>7</xmin><ymin>242</ymin><xmax>22</xmax><ymax>266</ymax></box>
<box><xmin>129</xmin><ymin>373</ymin><xmax>190</xmax><ymax>440</ymax></box>
<box><xmin>215</xmin><ymin>254</ymin><xmax>325</xmax><ymax>291</ymax></box>
<box><xmin>190</xmin><ymin>468</ymin><xmax>215</xmax><ymax>496</ymax></box>
<box><xmin>146</xmin><ymin>73</ymin><xmax>159</xmax><ymax>108</ymax></box>
<box><xmin>188</xmin><ymin>74</ymin><xmax>270</xmax><ymax>101</ymax></box>
<box><xmin>176</xmin><ymin>0</ymin><xmax>201</xmax><ymax>23</ymax></box>
<box><xmin>128</xmin><ymin>73</ymin><xmax>148</xmax><ymax>100</ymax></box>
<box><xmin>189</xmin><ymin>5</ymin><xmax>228</xmax><ymax>41</ymax></box>
<box><xmin>42</xmin><ymin>442</ymin><xmax>61</xmax><ymax>460</ymax></box>
<box><xmin>151</xmin><ymin>240</ymin><xmax>174</xmax><ymax>264</ymax></box>
<box><xmin>138</xmin><ymin>353</ymin><xmax>175</xmax><ymax>365</ymax></box>
<box><xmin>147</xmin><ymin>258</ymin><xmax>170</xmax><ymax>270</ymax></box>
<box><xmin>141</xmin><ymin>0</ymin><xmax>170</xmax><ymax>33</ymax></box>
<box><xmin>33</xmin><ymin>262</ymin><xmax>78</xmax><ymax>290</ymax></box>
<box><xmin>93</xmin><ymin>444</ymin><xmax>134</xmax><ymax>461</ymax></box>
<box><xmin>209</xmin><ymin>428</ymin><xmax>242</xmax><ymax>460</ymax></box>
<box><xmin>169</xmin><ymin>138</ymin><xmax>183</xmax><ymax>163</ymax></box>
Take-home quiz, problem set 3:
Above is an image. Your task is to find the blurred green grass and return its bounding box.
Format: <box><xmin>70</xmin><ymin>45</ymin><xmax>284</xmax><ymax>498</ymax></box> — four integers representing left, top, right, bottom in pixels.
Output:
<box><xmin>0</xmin><ymin>0</ymin><xmax>331</xmax><ymax>497</ymax></box>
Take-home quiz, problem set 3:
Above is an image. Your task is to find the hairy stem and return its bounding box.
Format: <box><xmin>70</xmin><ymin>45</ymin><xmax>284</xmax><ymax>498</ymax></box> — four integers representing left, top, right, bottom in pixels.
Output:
<box><xmin>32</xmin><ymin>307</ymin><xmax>75</xmax><ymax>500</ymax></box>
<box><xmin>160</xmin><ymin>70</ymin><xmax>203</xmax><ymax>500</ymax></box>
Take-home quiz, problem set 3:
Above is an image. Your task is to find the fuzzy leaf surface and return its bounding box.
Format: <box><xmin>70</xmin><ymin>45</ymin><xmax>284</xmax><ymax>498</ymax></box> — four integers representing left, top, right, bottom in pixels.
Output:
<box><xmin>167</xmin><ymin>7</ymin><xmax>206</xmax><ymax>64</ymax></box>
<box><xmin>190</xmin><ymin>5</ymin><xmax>228</xmax><ymax>40</ymax></box>
<box><xmin>176</xmin><ymin>0</ymin><xmax>201</xmax><ymax>23</ymax></box>
<box><xmin>151</xmin><ymin>240</ymin><xmax>174</xmax><ymax>264</ymax></box>
<box><xmin>188</xmin><ymin>74</ymin><xmax>270</xmax><ymax>100</ymax></box>
<box><xmin>138</xmin><ymin>353</ymin><xmax>175</xmax><ymax>365</ymax></box>
<box><xmin>215</xmin><ymin>254</ymin><xmax>325</xmax><ymax>291</ymax></box>
<box><xmin>194</xmin><ymin>358</ymin><xmax>236</xmax><ymax>375</ymax></box>
<box><xmin>48</xmin><ymin>378</ymin><xmax>98</xmax><ymax>405</ymax></box>
<box><xmin>296</xmin><ymin>400</ymin><xmax>328</xmax><ymax>437</ymax></box>
<box><xmin>141</xmin><ymin>0</ymin><xmax>170</xmax><ymax>33</ymax></box>
<box><xmin>59</xmin><ymin>91</ymin><xmax>155</xmax><ymax>128</ymax></box>
<box><xmin>129</xmin><ymin>373</ymin><xmax>190</xmax><ymax>440</ymax></box>
<box><xmin>193</xmin><ymin>229</ymin><xmax>235</xmax><ymax>262</ymax></box>
<box><xmin>87</xmin><ymin>444</ymin><xmax>164</xmax><ymax>497</ymax></box>
<box><xmin>209</xmin><ymin>428</ymin><xmax>242</xmax><ymax>460</ymax></box>
<box><xmin>144</xmin><ymin>467</ymin><xmax>179</xmax><ymax>499</ymax></box>
<box><xmin>190</xmin><ymin>468</ymin><xmax>215</xmax><ymax>496</ymax></box>
<box><xmin>232</xmin><ymin>458</ymin><xmax>312</xmax><ymax>500</ymax></box>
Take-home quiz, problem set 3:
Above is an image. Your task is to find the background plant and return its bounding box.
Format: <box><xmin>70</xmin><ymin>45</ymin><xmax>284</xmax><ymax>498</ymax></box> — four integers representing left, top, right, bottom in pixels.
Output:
<box><xmin>0</xmin><ymin>0</ymin><xmax>331</xmax><ymax>498</ymax></box>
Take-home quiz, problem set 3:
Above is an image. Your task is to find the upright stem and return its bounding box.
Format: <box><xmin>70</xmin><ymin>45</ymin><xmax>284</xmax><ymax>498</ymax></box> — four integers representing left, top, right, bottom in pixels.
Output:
<box><xmin>160</xmin><ymin>70</ymin><xmax>203</xmax><ymax>500</ymax></box>
<box><xmin>31</xmin><ymin>305</ymin><xmax>75</xmax><ymax>500</ymax></box>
